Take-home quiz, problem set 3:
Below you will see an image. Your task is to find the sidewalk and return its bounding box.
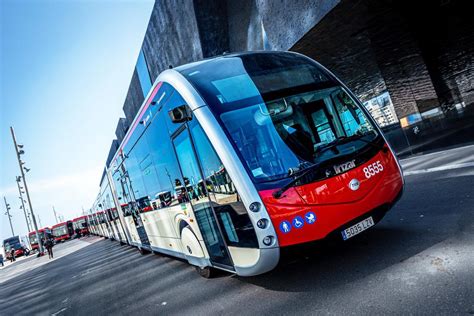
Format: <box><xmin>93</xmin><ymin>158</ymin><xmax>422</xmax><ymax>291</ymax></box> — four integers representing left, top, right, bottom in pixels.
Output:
<box><xmin>400</xmin><ymin>144</ymin><xmax>474</xmax><ymax>176</ymax></box>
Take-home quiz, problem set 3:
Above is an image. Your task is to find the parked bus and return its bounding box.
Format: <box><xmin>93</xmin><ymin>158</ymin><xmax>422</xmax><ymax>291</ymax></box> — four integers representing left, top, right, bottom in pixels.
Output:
<box><xmin>105</xmin><ymin>207</ymin><xmax>127</xmax><ymax>243</ymax></box>
<box><xmin>28</xmin><ymin>228</ymin><xmax>52</xmax><ymax>251</ymax></box>
<box><xmin>88</xmin><ymin>213</ymin><xmax>99</xmax><ymax>236</ymax></box>
<box><xmin>72</xmin><ymin>216</ymin><xmax>89</xmax><ymax>237</ymax></box>
<box><xmin>3</xmin><ymin>236</ymin><xmax>30</xmax><ymax>259</ymax></box>
<box><xmin>92</xmin><ymin>52</ymin><xmax>403</xmax><ymax>277</ymax></box>
<box><xmin>52</xmin><ymin>221</ymin><xmax>74</xmax><ymax>242</ymax></box>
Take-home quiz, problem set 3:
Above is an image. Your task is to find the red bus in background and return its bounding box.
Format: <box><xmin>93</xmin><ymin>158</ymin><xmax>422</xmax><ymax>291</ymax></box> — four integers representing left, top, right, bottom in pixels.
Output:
<box><xmin>51</xmin><ymin>221</ymin><xmax>74</xmax><ymax>243</ymax></box>
<box><xmin>28</xmin><ymin>228</ymin><xmax>52</xmax><ymax>251</ymax></box>
<box><xmin>72</xmin><ymin>216</ymin><xmax>89</xmax><ymax>236</ymax></box>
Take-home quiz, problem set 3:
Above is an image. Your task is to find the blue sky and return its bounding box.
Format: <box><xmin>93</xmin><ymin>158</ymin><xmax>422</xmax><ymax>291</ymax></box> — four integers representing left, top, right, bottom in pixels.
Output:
<box><xmin>0</xmin><ymin>0</ymin><xmax>154</xmax><ymax>242</ymax></box>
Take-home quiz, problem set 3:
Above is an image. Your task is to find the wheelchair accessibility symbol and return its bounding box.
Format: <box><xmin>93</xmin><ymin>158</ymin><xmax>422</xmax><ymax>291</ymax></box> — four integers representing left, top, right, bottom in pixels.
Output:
<box><xmin>305</xmin><ymin>211</ymin><xmax>317</xmax><ymax>224</ymax></box>
<box><xmin>279</xmin><ymin>220</ymin><xmax>291</xmax><ymax>234</ymax></box>
<box><xmin>292</xmin><ymin>216</ymin><xmax>304</xmax><ymax>229</ymax></box>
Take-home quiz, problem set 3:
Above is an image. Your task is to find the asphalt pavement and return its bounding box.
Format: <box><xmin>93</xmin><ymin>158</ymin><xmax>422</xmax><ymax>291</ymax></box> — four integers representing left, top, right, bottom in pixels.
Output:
<box><xmin>1</xmin><ymin>146</ymin><xmax>473</xmax><ymax>315</ymax></box>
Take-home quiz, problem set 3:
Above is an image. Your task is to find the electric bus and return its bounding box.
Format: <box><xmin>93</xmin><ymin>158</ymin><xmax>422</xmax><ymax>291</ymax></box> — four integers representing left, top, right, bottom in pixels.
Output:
<box><xmin>96</xmin><ymin>211</ymin><xmax>113</xmax><ymax>239</ymax></box>
<box><xmin>87</xmin><ymin>214</ymin><xmax>98</xmax><ymax>235</ymax></box>
<box><xmin>94</xmin><ymin>179</ymin><xmax>128</xmax><ymax>243</ymax></box>
<box><xmin>28</xmin><ymin>228</ymin><xmax>52</xmax><ymax>251</ymax></box>
<box><xmin>52</xmin><ymin>221</ymin><xmax>74</xmax><ymax>243</ymax></box>
<box><xmin>105</xmin><ymin>207</ymin><xmax>127</xmax><ymax>243</ymax></box>
<box><xmin>96</xmin><ymin>51</ymin><xmax>403</xmax><ymax>277</ymax></box>
<box><xmin>72</xmin><ymin>216</ymin><xmax>89</xmax><ymax>237</ymax></box>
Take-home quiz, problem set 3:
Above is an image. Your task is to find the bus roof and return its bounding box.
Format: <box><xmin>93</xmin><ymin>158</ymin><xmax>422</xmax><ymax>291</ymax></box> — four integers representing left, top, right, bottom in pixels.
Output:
<box><xmin>28</xmin><ymin>227</ymin><xmax>50</xmax><ymax>235</ymax></box>
<box><xmin>52</xmin><ymin>221</ymin><xmax>69</xmax><ymax>228</ymax></box>
<box><xmin>72</xmin><ymin>216</ymin><xmax>87</xmax><ymax>222</ymax></box>
<box><xmin>3</xmin><ymin>236</ymin><xmax>20</xmax><ymax>243</ymax></box>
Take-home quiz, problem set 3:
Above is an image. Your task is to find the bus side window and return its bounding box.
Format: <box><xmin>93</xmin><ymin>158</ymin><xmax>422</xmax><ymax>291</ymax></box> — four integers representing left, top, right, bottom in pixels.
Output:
<box><xmin>189</xmin><ymin>120</ymin><xmax>258</xmax><ymax>248</ymax></box>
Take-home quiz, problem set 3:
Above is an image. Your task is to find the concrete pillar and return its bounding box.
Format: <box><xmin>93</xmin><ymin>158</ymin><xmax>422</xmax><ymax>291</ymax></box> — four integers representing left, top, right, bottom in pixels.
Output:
<box><xmin>368</xmin><ymin>2</ymin><xmax>439</xmax><ymax>122</ymax></box>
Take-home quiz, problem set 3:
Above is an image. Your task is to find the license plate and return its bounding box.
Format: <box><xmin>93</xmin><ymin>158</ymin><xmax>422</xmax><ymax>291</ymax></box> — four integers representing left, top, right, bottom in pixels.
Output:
<box><xmin>341</xmin><ymin>216</ymin><xmax>374</xmax><ymax>240</ymax></box>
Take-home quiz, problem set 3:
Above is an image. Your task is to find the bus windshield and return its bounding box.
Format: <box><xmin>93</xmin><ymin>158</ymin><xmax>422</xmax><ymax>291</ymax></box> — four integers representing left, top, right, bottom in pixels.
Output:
<box><xmin>74</xmin><ymin>219</ymin><xmax>86</xmax><ymax>229</ymax></box>
<box><xmin>53</xmin><ymin>225</ymin><xmax>67</xmax><ymax>236</ymax></box>
<box><xmin>180</xmin><ymin>52</ymin><xmax>378</xmax><ymax>182</ymax></box>
<box><xmin>29</xmin><ymin>231</ymin><xmax>45</xmax><ymax>244</ymax></box>
<box><xmin>4</xmin><ymin>237</ymin><xmax>21</xmax><ymax>251</ymax></box>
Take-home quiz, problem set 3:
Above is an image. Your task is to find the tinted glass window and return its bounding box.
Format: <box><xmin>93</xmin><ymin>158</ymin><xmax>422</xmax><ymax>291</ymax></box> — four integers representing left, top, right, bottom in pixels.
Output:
<box><xmin>143</xmin><ymin>109</ymin><xmax>183</xmax><ymax>209</ymax></box>
<box><xmin>181</xmin><ymin>52</ymin><xmax>378</xmax><ymax>183</ymax></box>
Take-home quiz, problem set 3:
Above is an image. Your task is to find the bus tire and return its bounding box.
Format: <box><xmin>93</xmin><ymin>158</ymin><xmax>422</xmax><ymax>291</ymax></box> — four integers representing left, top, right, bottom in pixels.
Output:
<box><xmin>195</xmin><ymin>266</ymin><xmax>214</xmax><ymax>278</ymax></box>
<box><xmin>138</xmin><ymin>247</ymin><xmax>149</xmax><ymax>255</ymax></box>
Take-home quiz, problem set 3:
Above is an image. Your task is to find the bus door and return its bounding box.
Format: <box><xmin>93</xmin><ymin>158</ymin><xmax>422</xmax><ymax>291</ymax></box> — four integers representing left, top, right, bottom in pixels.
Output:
<box><xmin>118</xmin><ymin>165</ymin><xmax>151</xmax><ymax>249</ymax></box>
<box><xmin>104</xmin><ymin>195</ymin><xmax>122</xmax><ymax>242</ymax></box>
<box><xmin>171</xmin><ymin>125</ymin><xmax>234</xmax><ymax>270</ymax></box>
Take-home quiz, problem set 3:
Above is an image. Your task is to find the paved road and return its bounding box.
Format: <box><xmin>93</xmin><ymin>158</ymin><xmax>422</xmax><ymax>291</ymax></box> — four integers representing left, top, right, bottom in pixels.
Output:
<box><xmin>1</xmin><ymin>147</ymin><xmax>473</xmax><ymax>315</ymax></box>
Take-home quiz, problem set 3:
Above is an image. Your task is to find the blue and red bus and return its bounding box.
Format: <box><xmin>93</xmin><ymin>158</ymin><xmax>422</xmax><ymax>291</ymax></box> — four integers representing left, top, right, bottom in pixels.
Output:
<box><xmin>89</xmin><ymin>51</ymin><xmax>403</xmax><ymax>277</ymax></box>
<box><xmin>3</xmin><ymin>236</ymin><xmax>30</xmax><ymax>259</ymax></box>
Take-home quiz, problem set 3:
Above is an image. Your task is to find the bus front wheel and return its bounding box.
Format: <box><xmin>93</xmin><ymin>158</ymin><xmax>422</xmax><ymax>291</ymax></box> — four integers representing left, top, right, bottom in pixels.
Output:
<box><xmin>195</xmin><ymin>266</ymin><xmax>214</xmax><ymax>278</ymax></box>
<box><xmin>138</xmin><ymin>247</ymin><xmax>149</xmax><ymax>255</ymax></box>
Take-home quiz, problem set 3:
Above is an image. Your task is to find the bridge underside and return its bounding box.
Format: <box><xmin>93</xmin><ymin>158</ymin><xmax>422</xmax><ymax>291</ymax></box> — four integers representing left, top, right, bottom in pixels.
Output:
<box><xmin>291</xmin><ymin>0</ymin><xmax>473</xmax><ymax>123</ymax></box>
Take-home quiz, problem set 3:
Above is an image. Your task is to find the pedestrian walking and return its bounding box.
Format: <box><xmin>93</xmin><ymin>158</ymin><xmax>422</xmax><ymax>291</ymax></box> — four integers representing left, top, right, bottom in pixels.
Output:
<box><xmin>0</xmin><ymin>253</ymin><xmax>4</xmax><ymax>267</ymax></box>
<box><xmin>10</xmin><ymin>248</ymin><xmax>16</xmax><ymax>262</ymax></box>
<box><xmin>44</xmin><ymin>238</ymin><xmax>54</xmax><ymax>259</ymax></box>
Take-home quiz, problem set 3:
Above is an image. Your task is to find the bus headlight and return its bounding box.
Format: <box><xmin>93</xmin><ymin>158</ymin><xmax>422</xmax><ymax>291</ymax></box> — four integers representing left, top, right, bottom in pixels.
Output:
<box><xmin>256</xmin><ymin>218</ymin><xmax>268</xmax><ymax>229</ymax></box>
<box><xmin>262</xmin><ymin>236</ymin><xmax>274</xmax><ymax>246</ymax></box>
<box><xmin>249</xmin><ymin>202</ymin><xmax>261</xmax><ymax>212</ymax></box>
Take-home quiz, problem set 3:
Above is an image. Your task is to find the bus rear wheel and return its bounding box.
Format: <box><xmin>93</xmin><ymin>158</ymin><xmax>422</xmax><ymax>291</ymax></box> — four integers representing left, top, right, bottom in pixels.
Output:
<box><xmin>195</xmin><ymin>266</ymin><xmax>214</xmax><ymax>278</ymax></box>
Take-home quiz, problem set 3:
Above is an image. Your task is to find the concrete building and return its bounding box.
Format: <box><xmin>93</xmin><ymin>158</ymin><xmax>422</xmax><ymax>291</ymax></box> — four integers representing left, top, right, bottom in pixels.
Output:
<box><xmin>105</xmin><ymin>0</ymin><xmax>473</xmax><ymax>162</ymax></box>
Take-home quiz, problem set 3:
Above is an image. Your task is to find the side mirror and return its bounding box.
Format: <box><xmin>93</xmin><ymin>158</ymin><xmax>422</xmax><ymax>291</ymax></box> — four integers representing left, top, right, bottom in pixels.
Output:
<box><xmin>168</xmin><ymin>104</ymin><xmax>192</xmax><ymax>123</ymax></box>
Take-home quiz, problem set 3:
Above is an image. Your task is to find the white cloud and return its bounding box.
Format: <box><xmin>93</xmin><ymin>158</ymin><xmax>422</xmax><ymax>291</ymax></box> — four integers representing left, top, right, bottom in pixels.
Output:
<box><xmin>0</xmin><ymin>165</ymin><xmax>103</xmax><ymax>238</ymax></box>
<box><xmin>1</xmin><ymin>166</ymin><xmax>103</xmax><ymax>197</ymax></box>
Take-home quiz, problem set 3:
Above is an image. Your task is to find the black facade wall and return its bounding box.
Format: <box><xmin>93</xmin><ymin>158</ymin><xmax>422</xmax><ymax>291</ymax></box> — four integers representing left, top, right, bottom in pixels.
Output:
<box><xmin>114</xmin><ymin>118</ymin><xmax>128</xmax><ymax>145</ymax></box>
<box><xmin>226</xmin><ymin>0</ymin><xmax>338</xmax><ymax>52</ymax></box>
<box><xmin>103</xmin><ymin>140</ymin><xmax>119</xmax><ymax>175</ymax></box>
<box><xmin>226</xmin><ymin>0</ymin><xmax>265</xmax><ymax>52</ymax></box>
<box><xmin>255</xmin><ymin>0</ymin><xmax>339</xmax><ymax>51</ymax></box>
<box><xmin>122</xmin><ymin>68</ymin><xmax>144</xmax><ymax>128</ymax></box>
<box><xmin>141</xmin><ymin>0</ymin><xmax>203</xmax><ymax>83</ymax></box>
<box><xmin>193</xmin><ymin>0</ymin><xmax>230</xmax><ymax>57</ymax></box>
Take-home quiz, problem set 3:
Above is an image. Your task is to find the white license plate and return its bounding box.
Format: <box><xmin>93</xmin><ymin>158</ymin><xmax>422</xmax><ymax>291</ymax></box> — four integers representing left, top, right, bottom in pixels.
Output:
<box><xmin>341</xmin><ymin>216</ymin><xmax>375</xmax><ymax>240</ymax></box>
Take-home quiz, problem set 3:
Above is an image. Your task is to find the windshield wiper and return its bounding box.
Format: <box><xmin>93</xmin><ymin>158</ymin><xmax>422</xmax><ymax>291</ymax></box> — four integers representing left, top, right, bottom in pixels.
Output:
<box><xmin>315</xmin><ymin>133</ymin><xmax>384</xmax><ymax>157</ymax></box>
<box><xmin>273</xmin><ymin>162</ymin><xmax>323</xmax><ymax>199</ymax></box>
<box><xmin>314</xmin><ymin>136</ymin><xmax>346</xmax><ymax>156</ymax></box>
<box><xmin>273</xmin><ymin>134</ymin><xmax>386</xmax><ymax>199</ymax></box>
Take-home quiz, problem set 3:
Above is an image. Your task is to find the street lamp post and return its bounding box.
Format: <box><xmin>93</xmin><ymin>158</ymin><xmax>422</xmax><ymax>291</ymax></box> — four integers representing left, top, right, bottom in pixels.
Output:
<box><xmin>52</xmin><ymin>206</ymin><xmax>59</xmax><ymax>224</ymax></box>
<box><xmin>16</xmin><ymin>176</ymin><xmax>32</xmax><ymax>232</ymax></box>
<box><xmin>10</xmin><ymin>126</ymin><xmax>44</xmax><ymax>255</ymax></box>
<box><xmin>3</xmin><ymin>196</ymin><xmax>15</xmax><ymax>236</ymax></box>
